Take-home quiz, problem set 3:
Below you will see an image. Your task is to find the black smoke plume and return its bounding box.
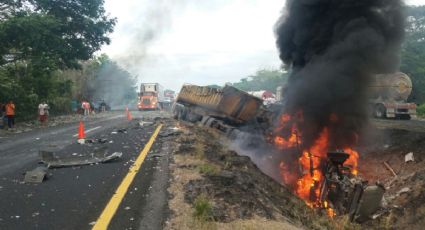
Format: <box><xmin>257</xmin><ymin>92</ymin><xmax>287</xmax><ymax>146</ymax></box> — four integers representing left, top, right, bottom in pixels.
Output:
<box><xmin>275</xmin><ymin>0</ymin><xmax>405</xmax><ymax>149</ymax></box>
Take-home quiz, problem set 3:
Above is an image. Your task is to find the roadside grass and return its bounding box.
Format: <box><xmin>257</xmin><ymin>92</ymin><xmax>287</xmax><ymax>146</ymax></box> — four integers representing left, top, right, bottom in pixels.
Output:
<box><xmin>193</xmin><ymin>194</ymin><xmax>214</xmax><ymax>221</ymax></box>
<box><xmin>193</xmin><ymin>142</ymin><xmax>206</xmax><ymax>160</ymax></box>
<box><xmin>330</xmin><ymin>216</ymin><xmax>362</xmax><ymax>230</ymax></box>
<box><xmin>198</xmin><ymin>163</ymin><xmax>220</xmax><ymax>175</ymax></box>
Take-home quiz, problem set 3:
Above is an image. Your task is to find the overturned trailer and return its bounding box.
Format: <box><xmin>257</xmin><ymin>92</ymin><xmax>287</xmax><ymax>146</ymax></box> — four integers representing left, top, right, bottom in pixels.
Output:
<box><xmin>173</xmin><ymin>85</ymin><xmax>264</xmax><ymax>127</ymax></box>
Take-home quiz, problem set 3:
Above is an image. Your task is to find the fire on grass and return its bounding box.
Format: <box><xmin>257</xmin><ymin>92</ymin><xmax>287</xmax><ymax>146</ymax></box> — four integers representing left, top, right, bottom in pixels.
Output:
<box><xmin>274</xmin><ymin>112</ymin><xmax>359</xmax><ymax>217</ymax></box>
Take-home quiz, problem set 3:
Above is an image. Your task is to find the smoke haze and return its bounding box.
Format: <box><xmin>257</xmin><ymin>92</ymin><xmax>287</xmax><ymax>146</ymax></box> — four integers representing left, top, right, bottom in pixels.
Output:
<box><xmin>102</xmin><ymin>0</ymin><xmax>283</xmax><ymax>91</ymax></box>
<box><xmin>275</xmin><ymin>0</ymin><xmax>405</xmax><ymax>148</ymax></box>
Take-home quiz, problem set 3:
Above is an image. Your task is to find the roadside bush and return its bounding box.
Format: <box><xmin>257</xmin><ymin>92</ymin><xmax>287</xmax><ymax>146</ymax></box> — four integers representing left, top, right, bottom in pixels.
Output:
<box><xmin>417</xmin><ymin>104</ymin><xmax>425</xmax><ymax>116</ymax></box>
<box><xmin>193</xmin><ymin>194</ymin><xmax>213</xmax><ymax>221</ymax></box>
<box><xmin>49</xmin><ymin>96</ymin><xmax>72</xmax><ymax>116</ymax></box>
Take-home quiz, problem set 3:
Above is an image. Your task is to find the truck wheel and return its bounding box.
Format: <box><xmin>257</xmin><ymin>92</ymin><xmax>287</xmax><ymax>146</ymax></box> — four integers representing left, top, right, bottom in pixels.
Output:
<box><xmin>374</xmin><ymin>104</ymin><xmax>386</xmax><ymax>119</ymax></box>
<box><xmin>398</xmin><ymin>114</ymin><xmax>411</xmax><ymax>120</ymax></box>
<box><xmin>178</xmin><ymin>108</ymin><xmax>187</xmax><ymax>121</ymax></box>
<box><xmin>186</xmin><ymin>112</ymin><xmax>202</xmax><ymax>123</ymax></box>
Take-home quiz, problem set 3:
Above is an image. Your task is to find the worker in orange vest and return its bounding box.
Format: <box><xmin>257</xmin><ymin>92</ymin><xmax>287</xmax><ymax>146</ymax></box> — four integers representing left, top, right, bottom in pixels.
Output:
<box><xmin>5</xmin><ymin>100</ymin><xmax>15</xmax><ymax>129</ymax></box>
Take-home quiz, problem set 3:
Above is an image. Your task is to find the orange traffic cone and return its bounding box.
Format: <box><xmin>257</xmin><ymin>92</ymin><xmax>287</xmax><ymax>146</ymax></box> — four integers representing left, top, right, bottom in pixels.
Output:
<box><xmin>126</xmin><ymin>107</ymin><xmax>132</xmax><ymax>121</ymax></box>
<box><xmin>78</xmin><ymin>120</ymin><xmax>86</xmax><ymax>139</ymax></box>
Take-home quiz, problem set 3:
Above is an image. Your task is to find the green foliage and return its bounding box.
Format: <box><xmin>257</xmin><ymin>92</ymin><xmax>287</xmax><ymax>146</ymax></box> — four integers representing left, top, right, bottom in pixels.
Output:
<box><xmin>193</xmin><ymin>194</ymin><xmax>213</xmax><ymax>221</ymax></box>
<box><xmin>231</xmin><ymin>69</ymin><xmax>288</xmax><ymax>92</ymax></box>
<box><xmin>417</xmin><ymin>104</ymin><xmax>425</xmax><ymax>116</ymax></box>
<box><xmin>0</xmin><ymin>0</ymin><xmax>116</xmax><ymax>68</ymax></box>
<box><xmin>402</xmin><ymin>6</ymin><xmax>425</xmax><ymax>104</ymax></box>
<box><xmin>0</xmin><ymin>0</ymin><xmax>117</xmax><ymax>120</ymax></box>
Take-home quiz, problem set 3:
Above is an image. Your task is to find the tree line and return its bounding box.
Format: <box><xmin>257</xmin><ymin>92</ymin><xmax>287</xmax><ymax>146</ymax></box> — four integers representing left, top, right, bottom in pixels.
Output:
<box><xmin>0</xmin><ymin>0</ymin><xmax>136</xmax><ymax>120</ymax></box>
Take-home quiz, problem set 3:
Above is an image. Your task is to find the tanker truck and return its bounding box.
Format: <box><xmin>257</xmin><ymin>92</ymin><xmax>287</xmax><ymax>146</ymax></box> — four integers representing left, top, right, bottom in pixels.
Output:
<box><xmin>369</xmin><ymin>72</ymin><xmax>416</xmax><ymax>120</ymax></box>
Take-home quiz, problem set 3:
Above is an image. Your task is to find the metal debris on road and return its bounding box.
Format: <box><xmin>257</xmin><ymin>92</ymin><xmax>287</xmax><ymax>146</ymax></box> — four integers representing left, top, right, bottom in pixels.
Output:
<box><xmin>78</xmin><ymin>138</ymin><xmax>109</xmax><ymax>145</ymax></box>
<box><xmin>117</xmin><ymin>128</ymin><xmax>127</xmax><ymax>133</ymax></box>
<box><xmin>139</xmin><ymin>121</ymin><xmax>154</xmax><ymax>127</ymax></box>
<box><xmin>24</xmin><ymin>166</ymin><xmax>48</xmax><ymax>183</ymax></box>
<box><xmin>39</xmin><ymin>151</ymin><xmax>123</xmax><ymax>168</ymax></box>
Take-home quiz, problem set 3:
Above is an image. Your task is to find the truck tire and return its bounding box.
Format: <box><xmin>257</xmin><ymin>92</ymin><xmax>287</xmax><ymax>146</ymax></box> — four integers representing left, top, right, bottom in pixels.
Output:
<box><xmin>186</xmin><ymin>112</ymin><xmax>202</xmax><ymax>123</ymax></box>
<box><xmin>178</xmin><ymin>107</ymin><xmax>187</xmax><ymax>121</ymax></box>
<box><xmin>398</xmin><ymin>114</ymin><xmax>411</xmax><ymax>120</ymax></box>
<box><xmin>374</xmin><ymin>104</ymin><xmax>386</xmax><ymax>119</ymax></box>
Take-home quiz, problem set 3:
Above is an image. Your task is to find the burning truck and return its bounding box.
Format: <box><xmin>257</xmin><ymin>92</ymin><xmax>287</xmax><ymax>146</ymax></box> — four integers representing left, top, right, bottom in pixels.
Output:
<box><xmin>174</xmin><ymin>0</ymin><xmax>407</xmax><ymax>223</ymax></box>
<box><xmin>173</xmin><ymin>83</ymin><xmax>385</xmax><ymax>222</ymax></box>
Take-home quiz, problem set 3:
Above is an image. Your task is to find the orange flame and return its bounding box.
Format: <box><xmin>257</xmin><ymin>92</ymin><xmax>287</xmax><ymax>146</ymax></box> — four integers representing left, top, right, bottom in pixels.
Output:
<box><xmin>296</xmin><ymin>128</ymin><xmax>328</xmax><ymax>207</ymax></box>
<box><xmin>275</xmin><ymin>113</ymin><xmax>359</xmax><ymax>216</ymax></box>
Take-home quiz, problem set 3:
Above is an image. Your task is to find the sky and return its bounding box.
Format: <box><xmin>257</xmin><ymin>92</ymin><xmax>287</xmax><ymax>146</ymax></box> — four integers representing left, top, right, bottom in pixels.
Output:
<box><xmin>102</xmin><ymin>0</ymin><xmax>425</xmax><ymax>91</ymax></box>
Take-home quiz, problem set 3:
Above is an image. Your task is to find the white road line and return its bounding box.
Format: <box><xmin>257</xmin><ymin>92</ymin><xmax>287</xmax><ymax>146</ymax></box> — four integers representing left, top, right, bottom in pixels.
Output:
<box><xmin>73</xmin><ymin>126</ymin><xmax>102</xmax><ymax>137</ymax></box>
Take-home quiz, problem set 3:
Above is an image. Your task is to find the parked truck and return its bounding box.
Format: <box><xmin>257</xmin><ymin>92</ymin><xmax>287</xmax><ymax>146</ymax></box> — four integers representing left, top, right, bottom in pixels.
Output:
<box><xmin>370</xmin><ymin>72</ymin><xmax>416</xmax><ymax>119</ymax></box>
<box><xmin>173</xmin><ymin>84</ymin><xmax>263</xmax><ymax>126</ymax></box>
<box><xmin>138</xmin><ymin>83</ymin><xmax>165</xmax><ymax>111</ymax></box>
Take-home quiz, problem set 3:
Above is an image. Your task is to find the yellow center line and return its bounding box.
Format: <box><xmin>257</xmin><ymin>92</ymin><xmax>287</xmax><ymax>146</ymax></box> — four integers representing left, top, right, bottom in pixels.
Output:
<box><xmin>92</xmin><ymin>124</ymin><xmax>163</xmax><ymax>230</ymax></box>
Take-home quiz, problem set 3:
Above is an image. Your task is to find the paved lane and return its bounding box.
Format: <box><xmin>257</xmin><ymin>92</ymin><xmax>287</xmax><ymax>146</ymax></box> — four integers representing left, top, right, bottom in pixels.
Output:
<box><xmin>0</xmin><ymin>111</ymin><xmax>173</xmax><ymax>230</ymax></box>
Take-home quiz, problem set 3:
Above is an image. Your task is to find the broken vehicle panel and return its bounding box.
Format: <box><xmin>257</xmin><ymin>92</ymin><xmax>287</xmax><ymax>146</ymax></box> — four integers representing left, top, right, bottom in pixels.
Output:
<box><xmin>39</xmin><ymin>151</ymin><xmax>122</xmax><ymax>168</ymax></box>
<box><xmin>24</xmin><ymin>166</ymin><xmax>48</xmax><ymax>183</ymax></box>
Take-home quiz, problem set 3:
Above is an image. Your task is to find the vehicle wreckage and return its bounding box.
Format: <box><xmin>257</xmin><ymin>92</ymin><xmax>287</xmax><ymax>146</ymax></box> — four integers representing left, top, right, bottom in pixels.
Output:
<box><xmin>172</xmin><ymin>84</ymin><xmax>385</xmax><ymax>222</ymax></box>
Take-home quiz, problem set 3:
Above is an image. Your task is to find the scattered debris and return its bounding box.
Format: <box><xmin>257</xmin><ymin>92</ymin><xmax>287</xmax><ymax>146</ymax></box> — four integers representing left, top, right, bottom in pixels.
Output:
<box><xmin>396</xmin><ymin>187</ymin><xmax>411</xmax><ymax>196</ymax></box>
<box><xmin>39</xmin><ymin>151</ymin><xmax>122</xmax><ymax>168</ymax></box>
<box><xmin>139</xmin><ymin>121</ymin><xmax>154</xmax><ymax>127</ymax></box>
<box><xmin>159</xmin><ymin>129</ymin><xmax>182</xmax><ymax>138</ymax></box>
<box><xmin>405</xmin><ymin>152</ymin><xmax>415</xmax><ymax>163</ymax></box>
<box><xmin>24</xmin><ymin>167</ymin><xmax>48</xmax><ymax>183</ymax></box>
<box><xmin>117</xmin><ymin>128</ymin><xmax>127</xmax><ymax>133</ymax></box>
<box><xmin>355</xmin><ymin>184</ymin><xmax>386</xmax><ymax>222</ymax></box>
<box><xmin>77</xmin><ymin>138</ymin><xmax>109</xmax><ymax>145</ymax></box>
<box><xmin>383</xmin><ymin>161</ymin><xmax>397</xmax><ymax>177</ymax></box>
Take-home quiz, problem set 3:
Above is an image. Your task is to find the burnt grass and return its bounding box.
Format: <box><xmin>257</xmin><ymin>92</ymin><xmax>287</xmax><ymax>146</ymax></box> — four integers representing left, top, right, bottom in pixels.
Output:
<box><xmin>175</xmin><ymin>126</ymin><xmax>339</xmax><ymax>229</ymax></box>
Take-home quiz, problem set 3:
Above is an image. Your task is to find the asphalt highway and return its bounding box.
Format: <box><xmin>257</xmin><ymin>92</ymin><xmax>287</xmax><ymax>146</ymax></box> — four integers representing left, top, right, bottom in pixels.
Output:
<box><xmin>0</xmin><ymin>111</ymin><xmax>173</xmax><ymax>230</ymax></box>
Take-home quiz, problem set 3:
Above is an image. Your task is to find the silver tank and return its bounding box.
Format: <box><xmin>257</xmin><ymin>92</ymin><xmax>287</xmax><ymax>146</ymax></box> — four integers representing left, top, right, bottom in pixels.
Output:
<box><xmin>369</xmin><ymin>72</ymin><xmax>412</xmax><ymax>101</ymax></box>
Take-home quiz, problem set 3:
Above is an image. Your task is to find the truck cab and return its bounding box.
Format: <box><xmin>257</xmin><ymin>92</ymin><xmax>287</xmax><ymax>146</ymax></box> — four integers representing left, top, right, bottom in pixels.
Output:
<box><xmin>138</xmin><ymin>83</ymin><xmax>164</xmax><ymax>111</ymax></box>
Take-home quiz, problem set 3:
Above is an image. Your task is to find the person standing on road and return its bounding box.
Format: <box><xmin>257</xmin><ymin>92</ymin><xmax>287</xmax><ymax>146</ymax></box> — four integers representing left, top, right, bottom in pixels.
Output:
<box><xmin>82</xmin><ymin>100</ymin><xmax>90</xmax><ymax>116</ymax></box>
<box><xmin>100</xmin><ymin>100</ymin><xmax>107</xmax><ymax>113</ymax></box>
<box><xmin>5</xmin><ymin>100</ymin><xmax>15</xmax><ymax>129</ymax></box>
<box><xmin>38</xmin><ymin>102</ymin><xmax>49</xmax><ymax>126</ymax></box>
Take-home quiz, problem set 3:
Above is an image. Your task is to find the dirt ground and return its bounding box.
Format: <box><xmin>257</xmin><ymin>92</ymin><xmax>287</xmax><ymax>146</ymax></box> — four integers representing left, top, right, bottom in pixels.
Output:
<box><xmin>165</xmin><ymin>118</ymin><xmax>425</xmax><ymax>230</ymax></box>
<box><xmin>358</xmin><ymin>121</ymin><xmax>425</xmax><ymax>230</ymax></box>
